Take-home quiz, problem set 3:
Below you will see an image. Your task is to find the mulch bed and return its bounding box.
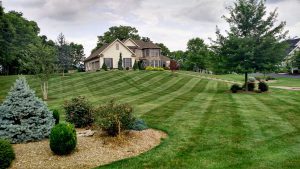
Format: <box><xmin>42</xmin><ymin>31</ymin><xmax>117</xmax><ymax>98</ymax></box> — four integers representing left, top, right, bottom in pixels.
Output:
<box><xmin>10</xmin><ymin>129</ymin><xmax>167</xmax><ymax>169</ymax></box>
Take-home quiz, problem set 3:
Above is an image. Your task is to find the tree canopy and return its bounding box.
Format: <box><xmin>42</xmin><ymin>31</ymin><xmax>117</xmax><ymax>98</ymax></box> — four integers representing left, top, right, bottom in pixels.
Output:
<box><xmin>156</xmin><ymin>43</ymin><xmax>171</xmax><ymax>56</ymax></box>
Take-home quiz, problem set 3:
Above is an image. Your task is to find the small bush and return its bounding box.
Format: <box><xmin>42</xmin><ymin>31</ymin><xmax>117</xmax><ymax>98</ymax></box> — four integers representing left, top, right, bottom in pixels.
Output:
<box><xmin>126</xmin><ymin>67</ymin><xmax>130</xmax><ymax>70</ymax></box>
<box><xmin>0</xmin><ymin>139</ymin><xmax>15</xmax><ymax>169</ymax></box>
<box><xmin>133</xmin><ymin>61</ymin><xmax>138</xmax><ymax>71</ymax></box>
<box><xmin>64</xmin><ymin>96</ymin><xmax>93</xmax><ymax>128</ymax></box>
<box><xmin>130</xmin><ymin>119</ymin><xmax>148</xmax><ymax>131</ymax></box>
<box><xmin>50</xmin><ymin>123</ymin><xmax>77</xmax><ymax>155</ymax></box>
<box><xmin>145</xmin><ymin>66</ymin><xmax>154</xmax><ymax>71</ymax></box>
<box><xmin>102</xmin><ymin>63</ymin><xmax>108</xmax><ymax>71</ymax></box>
<box><xmin>230</xmin><ymin>84</ymin><xmax>242</xmax><ymax>93</ymax></box>
<box><xmin>145</xmin><ymin>66</ymin><xmax>164</xmax><ymax>71</ymax></box>
<box><xmin>52</xmin><ymin>109</ymin><xmax>60</xmax><ymax>125</ymax></box>
<box><xmin>243</xmin><ymin>82</ymin><xmax>255</xmax><ymax>91</ymax></box>
<box><xmin>258</xmin><ymin>81</ymin><xmax>269</xmax><ymax>92</ymax></box>
<box><xmin>93</xmin><ymin>100</ymin><xmax>136</xmax><ymax>136</ymax></box>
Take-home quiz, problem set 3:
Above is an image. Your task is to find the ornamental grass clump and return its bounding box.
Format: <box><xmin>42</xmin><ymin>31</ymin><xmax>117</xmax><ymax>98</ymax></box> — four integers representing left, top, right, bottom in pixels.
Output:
<box><xmin>0</xmin><ymin>77</ymin><xmax>55</xmax><ymax>143</ymax></box>
<box><xmin>93</xmin><ymin>99</ymin><xmax>136</xmax><ymax>136</ymax></box>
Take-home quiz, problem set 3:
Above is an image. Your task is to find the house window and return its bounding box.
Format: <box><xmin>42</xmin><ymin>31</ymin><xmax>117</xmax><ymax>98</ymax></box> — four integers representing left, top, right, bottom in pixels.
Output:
<box><xmin>116</xmin><ymin>43</ymin><xmax>119</xmax><ymax>50</ymax></box>
<box><xmin>104</xmin><ymin>58</ymin><xmax>113</xmax><ymax>68</ymax></box>
<box><xmin>123</xmin><ymin>58</ymin><xmax>132</xmax><ymax>68</ymax></box>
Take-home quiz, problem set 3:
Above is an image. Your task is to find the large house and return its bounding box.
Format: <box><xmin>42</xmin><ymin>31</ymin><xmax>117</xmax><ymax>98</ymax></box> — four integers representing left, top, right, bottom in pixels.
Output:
<box><xmin>84</xmin><ymin>38</ymin><xmax>170</xmax><ymax>71</ymax></box>
<box><xmin>283</xmin><ymin>38</ymin><xmax>300</xmax><ymax>73</ymax></box>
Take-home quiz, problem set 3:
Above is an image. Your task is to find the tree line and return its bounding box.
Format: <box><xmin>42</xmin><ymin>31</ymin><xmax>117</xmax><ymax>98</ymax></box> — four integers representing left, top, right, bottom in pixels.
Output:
<box><xmin>0</xmin><ymin>6</ymin><xmax>85</xmax><ymax>76</ymax></box>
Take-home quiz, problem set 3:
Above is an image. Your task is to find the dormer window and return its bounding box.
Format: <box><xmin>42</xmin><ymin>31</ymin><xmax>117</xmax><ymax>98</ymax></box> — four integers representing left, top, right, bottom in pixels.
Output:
<box><xmin>116</xmin><ymin>43</ymin><xmax>119</xmax><ymax>50</ymax></box>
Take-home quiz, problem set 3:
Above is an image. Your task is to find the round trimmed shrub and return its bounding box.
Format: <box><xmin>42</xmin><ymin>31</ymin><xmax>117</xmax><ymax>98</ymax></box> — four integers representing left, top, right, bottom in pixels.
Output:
<box><xmin>243</xmin><ymin>82</ymin><xmax>255</xmax><ymax>91</ymax></box>
<box><xmin>52</xmin><ymin>109</ymin><xmax>60</xmax><ymax>125</ymax></box>
<box><xmin>64</xmin><ymin>96</ymin><xmax>93</xmax><ymax>128</ymax></box>
<box><xmin>49</xmin><ymin>123</ymin><xmax>77</xmax><ymax>155</ymax></box>
<box><xmin>258</xmin><ymin>81</ymin><xmax>269</xmax><ymax>92</ymax></box>
<box><xmin>0</xmin><ymin>139</ymin><xmax>15</xmax><ymax>169</ymax></box>
<box><xmin>230</xmin><ymin>84</ymin><xmax>241</xmax><ymax>93</ymax></box>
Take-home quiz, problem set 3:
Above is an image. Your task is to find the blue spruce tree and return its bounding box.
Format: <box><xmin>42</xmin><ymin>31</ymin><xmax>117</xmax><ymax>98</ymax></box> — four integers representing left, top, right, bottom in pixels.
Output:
<box><xmin>0</xmin><ymin>77</ymin><xmax>55</xmax><ymax>143</ymax></box>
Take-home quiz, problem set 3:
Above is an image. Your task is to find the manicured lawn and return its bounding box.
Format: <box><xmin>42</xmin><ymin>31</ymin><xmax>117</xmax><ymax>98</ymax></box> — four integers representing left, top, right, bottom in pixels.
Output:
<box><xmin>181</xmin><ymin>71</ymin><xmax>300</xmax><ymax>87</ymax></box>
<box><xmin>1</xmin><ymin>71</ymin><xmax>300</xmax><ymax>169</ymax></box>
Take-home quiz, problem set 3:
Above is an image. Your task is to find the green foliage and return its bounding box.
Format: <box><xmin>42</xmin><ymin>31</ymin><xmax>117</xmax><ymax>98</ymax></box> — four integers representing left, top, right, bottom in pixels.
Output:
<box><xmin>130</xmin><ymin>119</ymin><xmax>148</xmax><ymax>131</ymax></box>
<box><xmin>92</xmin><ymin>25</ymin><xmax>141</xmax><ymax>52</ymax></box>
<box><xmin>49</xmin><ymin>123</ymin><xmax>77</xmax><ymax>155</ymax></box>
<box><xmin>0</xmin><ymin>139</ymin><xmax>15</xmax><ymax>169</ymax></box>
<box><xmin>248</xmin><ymin>77</ymin><xmax>256</xmax><ymax>83</ymax></box>
<box><xmin>145</xmin><ymin>66</ymin><xmax>164</xmax><ymax>71</ymax></box>
<box><xmin>133</xmin><ymin>61</ymin><xmax>138</xmax><ymax>71</ymax></box>
<box><xmin>102</xmin><ymin>63</ymin><xmax>108</xmax><ymax>71</ymax></box>
<box><xmin>258</xmin><ymin>81</ymin><xmax>269</xmax><ymax>92</ymax></box>
<box><xmin>126</xmin><ymin>67</ymin><xmax>130</xmax><ymax>70</ymax></box>
<box><xmin>93</xmin><ymin>100</ymin><xmax>136</xmax><ymax>136</ymax></box>
<box><xmin>0</xmin><ymin>77</ymin><xmax>55</xmax><ymax>143</ymax></box>
<box><xmin>118</xmin><ymin>53</ymin><xmax>123</xmax><ymax>70</ymax></box>
<box><xmin>211</xmin><ymin>0</ymin><xmax>288</xmax><ymax>90</ymax></box>
<box><xmin>138</xmin><ymin>61</ymin><xmax>145</xmax><ymax>70</ymax></box>
<box><xmin>230</xmin><ymin>84</ymin><xmax>242</xmax><ymax>93</ymax></box>
<box><xmin>64</xmin><ymin>96</ymin><xmax>93</xmax><ymax>128</ymax></box>
<box><xmin>170</xmin><ymin>60</ymin><xmax>179</xmax><ymax>72</ymax></box>
<box><xmin>52</xmin><ymin>109</ymin><xmax>60</xmax><ymax>125</ymax></box>
<box><xmin>243</xmin><ymin>82</ymin><xmax>255</xmax><ymax>92</ymax></box>
<box><xmin>293</xmin><ymin>51</ymin><xmax>300</xmax><ymax>69</ymax></box>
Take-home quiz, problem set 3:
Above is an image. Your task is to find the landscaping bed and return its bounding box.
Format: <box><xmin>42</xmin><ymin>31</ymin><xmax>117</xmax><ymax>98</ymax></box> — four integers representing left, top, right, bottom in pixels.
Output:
<box><xmin>10</xmin><ymin>129</ymin><xmax>167</xmax><ymax>169</ymax></box>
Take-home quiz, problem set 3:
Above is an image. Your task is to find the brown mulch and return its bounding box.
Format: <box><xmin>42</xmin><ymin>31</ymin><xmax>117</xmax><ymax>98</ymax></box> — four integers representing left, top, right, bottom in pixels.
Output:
<box><xmin>10</xmin><ymin>129</ymin><xmax>167</xmax><ymax>169</ymax></box>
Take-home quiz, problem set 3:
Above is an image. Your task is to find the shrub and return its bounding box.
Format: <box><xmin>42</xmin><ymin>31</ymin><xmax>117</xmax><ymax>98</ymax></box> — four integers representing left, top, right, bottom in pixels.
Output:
<box><xmin>145</xmin><ymin>66</ymin><xmax>154</xmax><ymax>71</ymax></box>
<box><xmin>133</xmin><ymin>61</ymin><xmax>138</xmax><ymax>71</ymax></box>
<box><xmin>102</xmin><ymin>63</ymin><xmax>108</xmax><ymax>71</ymax></box>
<box><xmin>0</xmin><ymin>139</ymin><xmax>15</xmax><ymax>169</ymax></box>
<box><xmin>64</xmin><ymin>96</ymin><xmax>93</xmax><ymax>128</ymax></box>
<box><xmin>258</xmin><ymin>81</ymin><xmax>269</xmax><ymax>92</ymax></box>
<box><xmin>126</xmin><ymin>67</ymin><xmax>130</xmax><ymax>70</ymax></box>
<box><xmin>49</xmin><ymin>123</ymin><xmax>77</xmax><ymax>155</ymax></box>
<box><xmin>52</xmin><ymin>109</ymin><xmax>60</xmax><ymax>125</ymax></box>
<box><xmin>130</xmin><ymin>119</ymin><xmax>148</xmax><ymax>131</ymax></box>
<box><xmin>93</xmin><ymin>100</ymin><xmax>136</xmax><ymax>136</ymax></box>
<box><xmin>137</xmin><ymin>61</ymin><xmax>145</xmax><ymax>70</ymax></box>
<box><xmin>118</xmin><ymin>54</ymin><xmax>123</xmax><ymax>70</ymax></box>
<box><xmin>0</xmin><ymin>77</ymin><xmax>55</xmax><ymax>143</ymax></box>
<box><xmin>230</xmin><ymin>84</ymin><xmax>242</xmax><ymax>93</ymax></box>
<box><xmin>243</xmin><ymin>82</ymin><xmax>255</xmax><ymax>91</ymax></box>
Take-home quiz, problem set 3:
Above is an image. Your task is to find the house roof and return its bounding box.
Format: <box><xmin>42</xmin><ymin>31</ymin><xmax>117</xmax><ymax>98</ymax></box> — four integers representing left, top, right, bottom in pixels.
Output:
<box><xmin>286</xmin><ymin>38</ymin><xmax>300</xmax><ymax>55</ymax></box>
<box><xmin>131</xmin><ymin>40</ymin><xmax>161</xmax><ymax>49</ymax></box>
<box><xmin>84</xmin><ymin>39</ymin><xmax>135</xmax><ymax>62</ymax></box>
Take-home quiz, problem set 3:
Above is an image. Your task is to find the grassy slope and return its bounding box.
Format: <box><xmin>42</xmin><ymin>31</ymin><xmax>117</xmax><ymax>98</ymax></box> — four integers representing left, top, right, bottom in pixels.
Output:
<box><xmin>0</xmin><ymin>71</ymin><xmax>300</xmax><ymax>169</ymax></box>
<box><xmin>181</xmin><ymin>71</ymin><xmax>300</xmax><ymax>87</ymax></box>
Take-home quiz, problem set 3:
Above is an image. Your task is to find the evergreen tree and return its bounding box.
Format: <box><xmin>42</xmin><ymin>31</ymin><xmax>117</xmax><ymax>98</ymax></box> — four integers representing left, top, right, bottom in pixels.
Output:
<box><xmin>0</xmin><ymin>77</ymin><xmax>55</xmax><ymax>143</ymax></box>
<box><xmin>118</xmin><ymin>53</ymin><xmax>123</xmax><ymax>70</ymax></box>
<box><xmin>133</xmin><ymin>60</ymin><xmax>138</xmax><ymax>71</ymax></box>
<box><xmin>102</xmin><ymin>62</ymin><xmax>108</xmax><ymax>71</ymax></box>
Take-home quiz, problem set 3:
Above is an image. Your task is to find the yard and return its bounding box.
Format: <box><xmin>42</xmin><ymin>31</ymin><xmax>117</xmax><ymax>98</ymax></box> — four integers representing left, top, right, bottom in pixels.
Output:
<box><xmin>0</xmin><ymin>71</ymin><xmax>300</xmax><ymax>168</ymax></box>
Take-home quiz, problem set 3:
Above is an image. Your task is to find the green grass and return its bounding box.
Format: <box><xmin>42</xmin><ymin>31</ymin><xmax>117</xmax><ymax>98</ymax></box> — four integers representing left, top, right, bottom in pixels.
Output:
<box><xmin>1</xmin><ymin>71</ymin><xmax>300</xmax><ymax>169</ymax></box>
<box><xmin>181</xmin><ymin>71</ymin><xmax>300</xmax><ymax>87</ymax></box>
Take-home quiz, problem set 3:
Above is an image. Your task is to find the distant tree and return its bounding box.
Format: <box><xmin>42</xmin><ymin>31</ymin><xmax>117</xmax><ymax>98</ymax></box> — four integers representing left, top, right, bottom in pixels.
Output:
<box><xmin>156</xmin><ymin>43</ymin><xmax>171</xmax><ymax>56</ymax></box>
<box><xmin>211</xmin><ymin>0</ymin><xmax>288</xmax><ymax>91</ymax></box>
<box><xmin>142</xmin><ymin>37</ymin><xmax>151</xmax><ymax>42</ymax></box>
<box><xmin>56</xmin><ymin>33</ymin><xmax>72</xmax><ymax>76</ymax></box>
<box><xmin>0</xmin><ymin>77</ymin><xmax>55</xmax><ymax>143</ymax></box>
<box><xmin>186</xmin><ymin>38</ymin><xmax>211</xmax><ymax>71</ymax></box>
<box><xmin>24</xmin><ymin>43</ymin><xmax>57</xmax><ymax>100</ymax></box>
<box><xmin>93</xmin><ymin>25</ymin><xmax>141</xmax><ymax>52</ymax></box>
<box><xmin>118</xmin><ymin>53</ymin><xmax>123</xmax><ymax>70</ymax></box>
<box><xmin>70</xmin><ymin>42</ymin><xmax>85</xmax><ymax>67</ymax></box>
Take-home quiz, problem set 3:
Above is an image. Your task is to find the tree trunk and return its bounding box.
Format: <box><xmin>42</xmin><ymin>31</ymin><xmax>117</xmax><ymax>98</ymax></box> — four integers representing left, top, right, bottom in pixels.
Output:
<box><xmin>244</xmin><ymin>72</ymin><xmax>248</xmax><ymax>91</ymax></box>
<box><xmin>41</xmin><ymin>81</ymin><xmax>48</xmax><ymax>100</ymax></box>
<box><xmin>62</xmin><ymin>69</ymin><xmax>65</xmax><ymax>77</ymax></box>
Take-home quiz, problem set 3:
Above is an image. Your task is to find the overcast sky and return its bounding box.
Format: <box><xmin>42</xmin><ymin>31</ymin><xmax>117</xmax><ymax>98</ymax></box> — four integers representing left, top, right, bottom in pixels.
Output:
<box><xmin>3</xmin><ymin>0</ymin><xmax>300</xmax><ymax>56</ymax></box>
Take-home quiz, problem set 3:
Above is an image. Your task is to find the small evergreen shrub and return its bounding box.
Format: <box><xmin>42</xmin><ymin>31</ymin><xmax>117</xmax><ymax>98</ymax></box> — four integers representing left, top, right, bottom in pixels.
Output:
<box><xmin>49</xmin><ymin>123</ymin><xmax>77</xmax><ymax>155</ymax></box>
<box><xmin>118</xmin><ymin>54</ymin><xmax>123</xmax><ymax>70</ymax></box>
<box><xmin>64</xmin><ymin>96</ymin><xmax>93</xmax><ymax>128</ymax></box>
<box><xmin>0</xmin><ymin>77</ymin><xmax>55</xmax><ymax>143</ymax></box>
<box><xmin>130</xmin><ymin>119</ymin><xmax>148</xmax><ymax>131</ymax></box>
<box><xmin>126</xmin><ymin>67</ymin><xmax>130</xmax><ymax>70</ymax></box>
<box><xmin>230</xmin><ymin>84</ymin><xmax>242</xmax><ymax>93</ymax></box>
<box><xmin>133</xmin><ymin>61</ymin><xmax>138</xmax><ymax>71</ymax></box>
<box><xmin>102</xmin><ymin>63</ymin><xmax>108</xmax><ymax>71</ymax></box>
<box><xmin>52</xmin><ymin>109</ymin><xmax>60</xmax><ymax>125</ymax></box>
<box><xmin>93</xmin><ymin>100</ymin><xmax>136</xmax><ymax>136</ymax></box>
<box><xmin>0</xmin><ymin>139</ymin><xmax>15</xmax><ymax>169</ymax></box>
<box><xmin>243</xmin><ymin>82</ymin><xmax>255</xmax><ymax>91</ymax></box>
<box><xmin>138</xmin><ymin>61</ymin><xmax>145</xmax><ymax>70</ymax></box>
<box><xmin>258</xmin><ymin>81</ymin><xmax>269</xmax><ymax>92</ymax></box>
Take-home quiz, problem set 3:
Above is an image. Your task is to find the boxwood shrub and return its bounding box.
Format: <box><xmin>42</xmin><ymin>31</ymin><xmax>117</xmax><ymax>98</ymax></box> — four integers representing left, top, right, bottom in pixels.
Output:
<box><xmin>0</xmin><ymin>139</ymin><xmax>15</xmax><ymax>169</ymax></box>
<box><xmin>49</xmin><ymin>123</ymin><xmax>77</xmax><ymax>155</ymax></box>
<box><xmin>258</xmin><ymin>81</ymin><xmax>269</xmax><ymax>92</ymax></box>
